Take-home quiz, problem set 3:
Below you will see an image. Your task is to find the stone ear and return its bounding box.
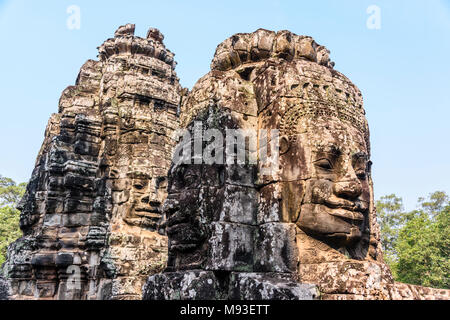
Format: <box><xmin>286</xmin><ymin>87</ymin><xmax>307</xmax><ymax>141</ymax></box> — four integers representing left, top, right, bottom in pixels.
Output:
<box><xmin>279</xmin><ymin>136</ymin><xmax>290</xmax><ymax>155</ymax></box>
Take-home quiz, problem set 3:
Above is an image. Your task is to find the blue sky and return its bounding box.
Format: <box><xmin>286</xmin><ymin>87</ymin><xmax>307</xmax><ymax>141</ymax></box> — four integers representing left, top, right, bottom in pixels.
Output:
<box><xmin>0</xmin><ymin>0</ymin><xmax>449</xmax><ymax>210</ymax></box>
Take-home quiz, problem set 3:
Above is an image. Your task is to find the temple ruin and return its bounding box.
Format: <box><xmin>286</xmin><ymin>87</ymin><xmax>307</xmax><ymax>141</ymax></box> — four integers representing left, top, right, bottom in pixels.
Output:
<box><xmin>0</xmin><ymin>24</ymin><xmax>181</xmax><ymax>300</ymax></box>
<box><xmin>1</xmin><ymin>25</ymin><xmax>449</xmax><ymax>300</ymax></box>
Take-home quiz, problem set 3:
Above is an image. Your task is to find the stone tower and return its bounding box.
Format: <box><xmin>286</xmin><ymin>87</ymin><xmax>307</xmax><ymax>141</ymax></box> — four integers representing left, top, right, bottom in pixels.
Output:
<box><xmin>1</xmin><ymin>24</ymin><xmax>181</xmax><ymax>300</ymax></box>
<box><xmin>143</xmin><ymin>29</ymin><xmax>450</xmax><ymax>300</ymax></box>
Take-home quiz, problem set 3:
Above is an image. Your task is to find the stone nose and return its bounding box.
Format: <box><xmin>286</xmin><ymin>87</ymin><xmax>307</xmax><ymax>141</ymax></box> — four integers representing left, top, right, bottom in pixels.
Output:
<box><xmin>141</xmin><ymin>196</ymin><xmax>150</xmax><ymax>204</ymax></box>
<box><xmin>141</xmin><ymin>193</ymin><xmax>161</xmax><ymax>206</ymax></box>
<box><xmin>333</xmin><ymin>180</ymin><xmax>362</xmax><ymax>199</ymax></box>
<box><xmin>162</xmin><ymin>197</ymin><xmax>179</xmax><ymax>217</ymax></box>
<box><xmin>16</xmin><ymin>195</ymin><xmax>26</xmax><ymax>211</ymax></box>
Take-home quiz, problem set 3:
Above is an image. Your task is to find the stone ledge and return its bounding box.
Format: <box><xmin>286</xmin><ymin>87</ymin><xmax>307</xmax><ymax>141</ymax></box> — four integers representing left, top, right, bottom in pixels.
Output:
<box><xmin>143</xmin><ymin>271</ymin><xmax>318</xmax><ymax>300</ymax></box>
<box><xmin>0</xmin><ymin>276</ymin><xmax>10</xmax><ymax>300</ymax></box>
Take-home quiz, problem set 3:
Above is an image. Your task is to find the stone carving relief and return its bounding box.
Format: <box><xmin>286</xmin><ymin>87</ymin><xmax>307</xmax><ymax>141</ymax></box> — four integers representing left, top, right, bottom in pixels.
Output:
<box><xmin>1</xmin><ymin>24</ymin><xmax>182</xmax><ymax>300</ymax></box>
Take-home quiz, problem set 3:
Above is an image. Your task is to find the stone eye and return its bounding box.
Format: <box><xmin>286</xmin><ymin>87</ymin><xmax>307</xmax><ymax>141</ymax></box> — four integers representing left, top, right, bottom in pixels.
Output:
<box><xmin>183</xmin><ymin>172</ymin><xmax>198</xmax><ymax>187</ymax></box>
<box><xmin>355</xmin><ymin>169</ymin><xmax>367</xmax><ymax>180</ymax></box>
<box><xmin>352</xmin><ymin>154</ymin><xmax>369</xmax><ymax>180</ymax></box>
<box><xmin>315</xmin><ymin>159</ymin><xmax>333</xmax><ymax>170</ymax></box>
<box><xmin>134</xmin><ymin>184</ymin><xmax>144</xmax><ymax>190</ymax></box>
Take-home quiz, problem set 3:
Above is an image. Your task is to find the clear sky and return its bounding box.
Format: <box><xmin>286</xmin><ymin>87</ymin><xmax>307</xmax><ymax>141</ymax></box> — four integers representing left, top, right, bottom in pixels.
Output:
<box><xmin>0</xmin><ymin>0</ymin><xmax>449</xmax><ymax>210</ymax></box>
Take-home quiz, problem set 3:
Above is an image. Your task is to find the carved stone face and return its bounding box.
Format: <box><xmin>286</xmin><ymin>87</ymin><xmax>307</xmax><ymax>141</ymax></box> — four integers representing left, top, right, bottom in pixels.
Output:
<box><xmin>280</xmin><ymin>116</ymin><xmax>371</xmax><ymax>248</ymax></box>
<box><xmin>165</xmin><ymin>164</ymin><xmax>206</xmax><ymax>252</ymax></box>
<box><xmin>164</xmin><ymin>161</ymin><xmax>228</xmax><ymax>270</ymax></box>
<box><xmin>122</xmin><ymin>171</ymin><xmax>167</xmax><ymax>230</ymax></box>
<box><xmin>163</xmin><ymin>108</ymin><xmax>257</xmax><ymax>272</ymax></box>
<box><xmin>104</xmin><ymin>54</ymin><xmax>176</xmax><ymax>232</ymax></box>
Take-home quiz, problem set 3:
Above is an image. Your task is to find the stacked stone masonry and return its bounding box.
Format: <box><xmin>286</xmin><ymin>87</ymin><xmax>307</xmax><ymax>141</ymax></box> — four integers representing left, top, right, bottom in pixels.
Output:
<box><xmin>1</xmin><ymin>24</ymin><xmax>182</xmax><ymax>300</ymax></box>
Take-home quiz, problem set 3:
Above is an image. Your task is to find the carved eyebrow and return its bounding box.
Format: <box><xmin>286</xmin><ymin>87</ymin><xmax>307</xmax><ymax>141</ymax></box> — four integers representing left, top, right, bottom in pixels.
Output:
<box><xmin>314</xmin><ymin>150</ymin><xmax>340</xmax><ymax>168</ymax></box>
<box><xmin>316</xmin><ymin>144</ymin><xmax>341</xmax><ymax>156</ymax></box>
<box><xmin>353</xmin><ymin>152</ymin><xmax>368</xmax><ymax>160</ymax></box>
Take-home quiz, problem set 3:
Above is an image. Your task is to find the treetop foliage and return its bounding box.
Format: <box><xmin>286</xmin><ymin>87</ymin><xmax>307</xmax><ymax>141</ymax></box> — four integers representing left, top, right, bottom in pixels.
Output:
<box><xmin>0</xmin><ymin>175</ymin><xmax>25</xmax><ymax>266</ymax></box>
<box><xmin>0</xmin><ymin>175</ymin><xmax>26</xmax><ymax>207</ymax></box>
<box><xmin>377</xmin><ymin>191</ymin><xmax>449</xmax><ymax>289</ymax></box>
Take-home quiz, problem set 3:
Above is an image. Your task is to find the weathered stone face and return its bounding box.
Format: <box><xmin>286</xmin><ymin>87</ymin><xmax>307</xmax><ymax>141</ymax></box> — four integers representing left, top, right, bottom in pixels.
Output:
<box><xmin>277</xmin><ymin>117</ymin><xmax>372</xmax><ymax>256</ymax></box>
<box><xmin>249</xmin><ymin>54</ymin><xmax>379</xmax><ymax>272</ymax></box>
<box><xmin>296</xmin><ymin>124</ymin><xmax>370</xmax><ymax>242</ymax></box>
<box><xmin>164</xmin><ymin>162</ymin><xmax>212</xmax><ymax>269</ymax></box>
<box><xmin>1</xmin><ymin>24</ymin><xmax>181</xmax><ymax>300</ymax></box>
<box><xmin>164</xmin><ymin>106</ymin><xmax>257</xmax><ymax>272</ymax></box>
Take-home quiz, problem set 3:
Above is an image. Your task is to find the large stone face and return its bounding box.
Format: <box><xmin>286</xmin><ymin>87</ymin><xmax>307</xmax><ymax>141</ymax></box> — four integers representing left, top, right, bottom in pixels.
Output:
<box><xmin>144</xmin><ymin>28</ymin><xmax>450</xmax><ymax>301</ymax></box>
<box><xmin>0</xmin><ymin>24</ymin><xmax>182</xmax><ymax>300</ymax></box>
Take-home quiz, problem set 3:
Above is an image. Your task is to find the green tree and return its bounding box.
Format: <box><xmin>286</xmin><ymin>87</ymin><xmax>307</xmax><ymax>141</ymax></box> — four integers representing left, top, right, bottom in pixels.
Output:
<box><xmin>376</xmin><ymin>194</ymin><xmax>406</xmax><ymax>276</ymax></box>
<box><xmin>395</xmin><ymin>192</ymin><xmax>449</xmax><ymax>289</ymax></box>
<box><xmin>378</xmin><ymin>191</ymin><xmax>449</xmax><ymax>289</ymax></box>
<box><xmin>0</xmin><ymin>176</ymin><xmax>26</xmax><ymax>207</ymax></box>
<box><xmin>0</xmin><ymin>175</ymin><xmax>25</xmax><ymax>266</ymax></box>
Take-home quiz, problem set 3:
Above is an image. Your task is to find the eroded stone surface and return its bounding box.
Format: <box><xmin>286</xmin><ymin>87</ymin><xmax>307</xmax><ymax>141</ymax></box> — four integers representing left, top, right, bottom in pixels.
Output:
<box><xmin>143</xmin><ymin>271</ymin><xmax>225</xmax><ymax>300</ymax></box>
<box><xmin>143</xmin><ymin>271</ymin><xmax>317</xmax><ymax>300</ymax></box>
<box><xmin>0</xmin><ymin>276</ymin><xmax>9</xmax><ymax>300</ymax></box>
<box><xmin>229</xmin><ymin>273</ymin><xmax>318</xmax><ymax>300</ymax></box>
<box><xmin>1</xmin><ymin>24</ymin><xmax>182</xmax><ymax>300</ymax></box>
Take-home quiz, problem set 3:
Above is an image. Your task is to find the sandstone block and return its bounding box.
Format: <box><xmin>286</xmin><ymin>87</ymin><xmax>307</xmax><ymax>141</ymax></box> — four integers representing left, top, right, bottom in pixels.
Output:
<box><xmin>143</xmin><ymin>271</ymin><xmax>224</xmax><ymax>300</ymax></box>
<box><xmin>229</xmin><ymin>272</ymin><xmax>318</xmax><ymax>300</ymax></box>
<box><xmin>206</xmin><ymin>222</ymin><xmax>255</xmax><ymax>272</ymax></box>
<box><xmin>255</xmin><ymin>222</ymin><xmax>298</xmax><ymax>273</ymax></box>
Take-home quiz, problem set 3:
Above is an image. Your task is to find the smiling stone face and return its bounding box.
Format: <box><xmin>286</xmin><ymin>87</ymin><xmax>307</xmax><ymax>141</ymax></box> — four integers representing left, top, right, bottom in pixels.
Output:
<box><xmin>121</xmin><ymin>171</ymin><xmax>168</xmax><ymax>231</ymax></box>
<box><xmin>164</xmin><ymin>162</ymin><xmax>225</xmax><ymax>270</ymax></box>
<box><xmin>254</xmin><ymin>55</ymin><xmax>376</xmax><ymax>262</ymax></box>
<box><xmin>289</xmin><ymin>117</ymin><xmax>371</xmax><ymax>249</ymax></box>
